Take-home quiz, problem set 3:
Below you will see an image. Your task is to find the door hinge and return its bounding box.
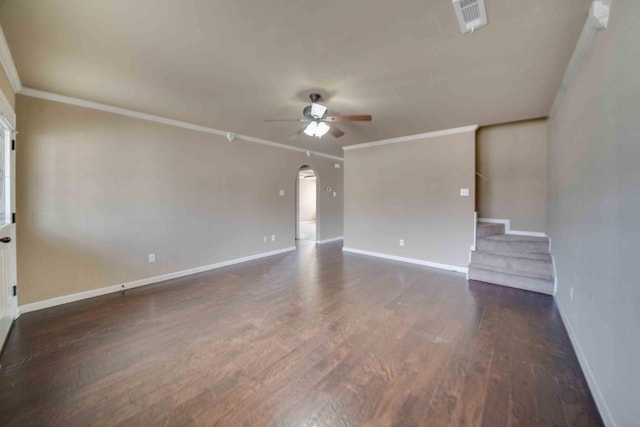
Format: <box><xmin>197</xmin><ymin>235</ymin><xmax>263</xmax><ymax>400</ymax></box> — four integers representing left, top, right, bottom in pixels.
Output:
<box><xmin>12</xmin><ymin>212</ymin><xmax>16</xmax><ymax>224</ymax></box>
<box><xmin>11</xmin><ymin>139</ymin><xmax>15</xmax><ymax>151</ymax></box>
<box><xmin>12</xmin><ymin>286</ymin><xmax>16</xmax><ymax>297</ymax></box>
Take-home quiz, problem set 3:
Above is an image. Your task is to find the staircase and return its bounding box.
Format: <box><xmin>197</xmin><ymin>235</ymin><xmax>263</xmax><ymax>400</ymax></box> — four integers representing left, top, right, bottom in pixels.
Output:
<box><xmin>469</xmin><ymin>222</ymin><xmax>554</xmax><ymax>295</ymax></box>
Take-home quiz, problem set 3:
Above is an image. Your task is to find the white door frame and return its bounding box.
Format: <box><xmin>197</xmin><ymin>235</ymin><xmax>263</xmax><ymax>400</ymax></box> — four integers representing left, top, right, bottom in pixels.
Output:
<box><xmin>295</xmin><ymin>166</ymin><xmax>319</xmax><ymax>242</ymax></box>
<box><xmin>0</xmin><ymin>94</ymin><xmax>18</xmax><ymax>352</ymax></box>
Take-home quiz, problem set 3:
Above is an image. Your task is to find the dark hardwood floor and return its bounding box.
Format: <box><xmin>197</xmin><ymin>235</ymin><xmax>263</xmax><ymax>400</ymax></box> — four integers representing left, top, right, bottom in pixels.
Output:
<box><xmin>0</xmin><ymin>241</ymin><xmax>602</xmax><ymax>426</ymax></box>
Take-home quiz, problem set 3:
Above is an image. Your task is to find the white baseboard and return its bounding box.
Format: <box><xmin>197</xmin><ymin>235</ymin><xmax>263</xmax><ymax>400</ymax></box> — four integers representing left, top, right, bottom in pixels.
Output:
<box><xmin>478</xmin><ymin>217</ymin><xmax>548</xmax><ymax>238</ymax></box>
<box><xmin>342</xmin><ymin>247</ymin><xmax>467</xmax><ymax>274</ymax></box>
<box><xmin>472</xmin><ymin>212</ymin><xmax>478</xmax><ymax>252</ymax></box>
<box><xmin>19</xmin><ymin>246</ymin><xmax>296</xmax><ymax>314</ymax></box>
<box><xmin>555</xmin><ymin>298</ymin><xmax>617</xmax><ymax>427</ymax></box>
<box><xmin>551</xmin><ymin>254</ymin><xmax>558</xmax><ymax>295</ymax></box>
<box><xmin>316</xmin><ymin>236</ymin><xmax>344</xmax><ymax>244</ymax></box>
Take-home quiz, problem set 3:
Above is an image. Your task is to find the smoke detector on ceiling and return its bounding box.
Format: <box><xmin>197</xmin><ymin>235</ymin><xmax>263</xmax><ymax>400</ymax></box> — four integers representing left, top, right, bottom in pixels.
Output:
<box><xmin>452</xmin><ymin>0</ymin><xmax>488</xmax><ymax>34</ymax></box>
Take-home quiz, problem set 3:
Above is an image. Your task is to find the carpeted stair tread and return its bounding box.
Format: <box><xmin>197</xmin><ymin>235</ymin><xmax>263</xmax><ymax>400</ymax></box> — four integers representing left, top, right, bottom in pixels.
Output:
<box><xmin>471</xmin><ymin>252</ymin><xmax>553</xmax><ymax>278</ymax></box>
<box><xmin>473</xmin><ymin>249</ymin><xmax>551</xmax><ymax>261</ymax></box>
<box><xmin>471</xmin><ymin>219</ymin><xmax>554</xmax><ymax>294</ymax></box>
<box><xmin>476</xmin><ymin>234</ymin><xmax>549</xmax><ymax>253</ymax></box>
<box><xmin>468</xmin><ymin>265</ymin><xmax>554</xmax><ymax>295</ymax></box>
<box><xmin>469</xmin><ymin>261</ymin><xmax>553</xmax><ymax>281</ymax></box>
<box><xmin>481</xmin><ymin>234</ymin><xmax>549</xmax><ymax>243</ymax></box>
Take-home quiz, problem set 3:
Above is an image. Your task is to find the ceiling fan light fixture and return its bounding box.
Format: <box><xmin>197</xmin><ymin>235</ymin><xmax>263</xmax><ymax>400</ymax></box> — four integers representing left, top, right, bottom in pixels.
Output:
<box><xmin>316</xmin><ymin>121</ymin><xmax>330</xmax><ymax>136</ymax></box>
<box><xmin>303</xmin><ymin>121</ymin><xmax>330</xmax><ymax>138</ymax></box>
<box><xmin>303</xmin><ymin>121</ymin><xmax>318</xmax><ymax>136</ymax></box>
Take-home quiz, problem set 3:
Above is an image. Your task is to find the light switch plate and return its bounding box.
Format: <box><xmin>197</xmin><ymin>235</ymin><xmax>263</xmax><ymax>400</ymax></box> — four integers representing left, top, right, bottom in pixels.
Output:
<box><xmin>333</xmin><ymin>192</ymin><xmax>337</xmax><ymax>197</ymax></box>
<box><xmin>279</xmin><ymin>190</ymin><xmax>285</xmax><ymax>196</ymax></box>
<box><xmin>399</xmin><ymin>239</ymin><xmax>405</xmax><ymax>247</ymax></box>
<box><xmin>271</xmin><ymin>234</ymin><xmax>276</xmax><ymax>241</ymax></box>
<box><xmin>460</xmin><ymin>188</ymin><xmax>470</xmax><ymax>197</ymax></box>
<box><xmin>148</xmin><ymin>254</ymin><xmax>156</xmax><ymax>263</ymax></box>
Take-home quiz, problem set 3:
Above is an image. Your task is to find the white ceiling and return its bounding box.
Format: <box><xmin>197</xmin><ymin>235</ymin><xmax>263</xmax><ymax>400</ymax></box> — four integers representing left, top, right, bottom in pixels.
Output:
<box><xmin>0</xmin><ymin>0</ymin><xmax>591</xmax><ymax>156</ymax></box>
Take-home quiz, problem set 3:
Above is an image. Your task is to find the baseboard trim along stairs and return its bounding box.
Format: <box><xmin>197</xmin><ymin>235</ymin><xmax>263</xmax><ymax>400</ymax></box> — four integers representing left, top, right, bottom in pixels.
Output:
<box><xmin>469</xmin><ymin>221</ymin><xmax>554</xmax><ymax>295</ymax></box>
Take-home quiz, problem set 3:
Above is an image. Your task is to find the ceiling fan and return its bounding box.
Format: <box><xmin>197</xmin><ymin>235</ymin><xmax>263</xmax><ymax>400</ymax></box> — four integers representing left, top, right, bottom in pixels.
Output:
<box><xmin>264</xmin><ymin>93</ymin><xmax>372</xmax><ymax>139</ymax></box>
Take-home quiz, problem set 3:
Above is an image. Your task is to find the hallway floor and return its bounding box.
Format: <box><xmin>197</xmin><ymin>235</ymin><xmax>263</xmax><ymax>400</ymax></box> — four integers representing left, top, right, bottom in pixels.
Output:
<box><xmin>298</xmin><ymin>220</ymin><xmax>316</xmax><ymax>241</ymax></box>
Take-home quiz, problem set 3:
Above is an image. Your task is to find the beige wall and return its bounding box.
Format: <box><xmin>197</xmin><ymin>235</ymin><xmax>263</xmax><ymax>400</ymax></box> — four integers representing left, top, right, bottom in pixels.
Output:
<box><xmin>0</xmin><ymin>64</ymin><xmax>14</xmax><ymax>110</ymax></box>
<box><xmin>16</xmin><ymin>95</ymin><xmax>343</xmax><ymax>304</ymax></box>
<box><xmin>476</xmin><ymin>119</ymin><xmax>547</xmax><ymax>232</ymax></box>
<box><xmin>298</xmin><ymin>176</ymin><xmax>316</xmax><ymax>222</ymax></box>
<box><xmin>344</xmin><ymin>131</ymin><xmax>475</xmax><ymax>269</ymax></box>
<box><xmin>548</xmin><ymin>2</ymin><xmax>639</xmax><ymax>426</ymax></box>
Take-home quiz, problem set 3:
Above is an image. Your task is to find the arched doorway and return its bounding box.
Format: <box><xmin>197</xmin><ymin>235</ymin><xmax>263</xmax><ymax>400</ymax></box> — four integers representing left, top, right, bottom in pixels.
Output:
<box><xmin>296</xmin><ymin>165</ymin><xmax>318</xmax><ymax>242</ymax></box>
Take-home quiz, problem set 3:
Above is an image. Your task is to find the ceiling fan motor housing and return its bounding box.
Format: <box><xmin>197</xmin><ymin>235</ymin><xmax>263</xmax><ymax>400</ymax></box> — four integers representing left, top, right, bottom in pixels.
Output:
<box><xmin>303</xmin><ymin>105</ymin><xmax>318</xmax><ymax>120</ymax></box>
<box><xmin>304</xmin><ymin>93</ymin><xmax>328</xmax><ymax>120</ymax></box>
<box><xmin>309</xmin><ymin>93</ymin><xmax>322</xmax><ymax>103</ymax></box>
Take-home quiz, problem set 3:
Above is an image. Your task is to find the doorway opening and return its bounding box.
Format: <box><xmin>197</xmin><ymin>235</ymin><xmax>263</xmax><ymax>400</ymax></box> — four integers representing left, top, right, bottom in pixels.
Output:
<box><xmin>296</xmin><ymin>166</ymin><xmax>317</xmax><ymax>242</ymax></box>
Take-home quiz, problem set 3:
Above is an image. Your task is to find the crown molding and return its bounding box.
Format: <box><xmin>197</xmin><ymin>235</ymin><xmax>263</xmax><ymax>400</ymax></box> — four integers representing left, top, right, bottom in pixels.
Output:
<box><xmin>342</xmin><ymin>124</ymin><xmax>478</xmax><ymax>151</ymax></box>
<box><xmin>18</xmin><ymin>87</ymin><xmax>344</xmax><ymax>161</ymax></box>
<box><xmin>0</xmin><ymin>85</ymin><xmax>15</xmax><ymax>129</ymax></box>
<box><xmin>3</xmin><ymin>19</ymin><xmax>342</xmax><ymax>161</ymax></box>
<box><xmin>0</xmin><ymin>25</ymin><xmax>22</xmax><ymax>93</ymax></box>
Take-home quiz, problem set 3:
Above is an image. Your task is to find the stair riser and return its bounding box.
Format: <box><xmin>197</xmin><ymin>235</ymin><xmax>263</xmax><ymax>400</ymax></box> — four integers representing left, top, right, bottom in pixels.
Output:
<box><xmin>476</xmin><ymin>239</ymin><xmax>549</xmax><ymax>253</ymax></box>
<box><xmin>477</xmin><ymin>223</ymin><xmax>505</xmax><ymax>238</ymax></box>
<box><xmin>471</xmin><ymin>253</ymin><xmax>553</xmax><ymax>278</ymax></box>
<box><xmin>475</xmin><ymin>250</ymin><xmax>551</xmax><ymax>261</ymax></box>
<box><xmin>469</xmin><ymin>267</ymin><xmax>554</xmax><ymax>295</ymax></box>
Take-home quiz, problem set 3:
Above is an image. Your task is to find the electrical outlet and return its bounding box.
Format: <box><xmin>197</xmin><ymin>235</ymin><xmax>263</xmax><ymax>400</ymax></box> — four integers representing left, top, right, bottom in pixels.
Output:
<box><xmin>335</xmin><ymin>163</ymin><xmax>341</xmax><ymax>169</ymax></box>
<box><xmin>570</xmin><ymin>287</ymin><xmax>574</xmax><ymax>301</ymax></box>
<box><xmin>279</xmin><ymin>189</ymin><xmax>285</xmax><ymax>197</ymax></box>
<box><xmin>271</xmin><ymin>234</ymin><xmax>276</xmax><ymax>241</ymax></box>
<box><xmin>399</xmin><ymin>239</ymin><xmax>405</xmax><ymax>247</ymax></box>
<box><xmin>460</xmin><ymin>188</ymin><xmax>470</xmax><ymax>197</ymax></box>
<box><xmin>263</xmin><ymin>236</ymin><xmax>267</xmax><ymax>243</ymax></box>
<box><xmin>333</xmin><ymin>192</ymin><xmax>337</xmax><ymax>197</ymax></box>
<box><xmin>148</xmin><ymin>254</ymin><xmax>156</xmax><ymax>263</ymax></box>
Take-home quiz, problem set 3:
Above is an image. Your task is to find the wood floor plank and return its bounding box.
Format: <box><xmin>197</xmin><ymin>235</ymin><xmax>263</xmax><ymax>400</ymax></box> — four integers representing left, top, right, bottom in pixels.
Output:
<box><xmin>0</xmin><ymin>241</ymin><xmax>604</xmax><ymax>426</ymax></box>
<box><xmin>508</xmin><ymin>305</ymin><xmax>539</xmax><ymax>427</ymax></box>
<box><xmin>480</xmin><ymin>302</ymin><xmax>512</xmax><ymax>427</ymax></box>
<box><xmin>447</xmin><ymin>303</ymin><xmax>499</xmax><ymax>427</ymax></box>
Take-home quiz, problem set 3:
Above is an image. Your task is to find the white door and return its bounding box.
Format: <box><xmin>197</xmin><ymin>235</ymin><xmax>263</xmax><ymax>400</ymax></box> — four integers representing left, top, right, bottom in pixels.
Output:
<box><xmin>0</xmin><ymin>119</ymin><xmax>17</xmax><ymax>350</ymax></box>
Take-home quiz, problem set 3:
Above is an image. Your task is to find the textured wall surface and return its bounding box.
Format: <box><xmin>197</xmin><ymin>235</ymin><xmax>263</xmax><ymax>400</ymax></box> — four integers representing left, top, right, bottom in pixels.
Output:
<box><xmin>344</xmin><ymin>131</ymin><xmax>475</xmax><ymax>269</ymax></box>
<box><xmin>16</xmin><ymin>95</ymin><xmax>343</xmax><ymax>304</ymax></box>
<box><xmin>548</xmin><ymin>2</ymin><xmax>640</xmax><ymax>425</ymax></box>
<box><xmin>477</xmin><ymin>119</ymin><xmax>547</xmax><ymax>232</ymax></box>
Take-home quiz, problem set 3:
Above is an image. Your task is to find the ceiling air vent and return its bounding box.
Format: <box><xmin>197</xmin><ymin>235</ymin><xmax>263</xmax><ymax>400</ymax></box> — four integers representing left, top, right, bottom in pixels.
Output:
<box><xmin>452</xmin><ymin>0</ymin><xmax>488</xmax><ymax>34</ymax></box>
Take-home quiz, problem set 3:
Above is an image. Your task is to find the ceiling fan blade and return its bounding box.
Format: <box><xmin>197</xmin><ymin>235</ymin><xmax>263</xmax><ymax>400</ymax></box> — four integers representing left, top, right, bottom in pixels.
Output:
<box><xmin>324</xmin><ymin>115</ymin><xmax>372</xmax><ymax>122</ymax></box>
<box><xmin>263</xmin><ymin>118</ymin><xmax>308</xmax><ymax>122</ymax></box>
<box><xmin>330</xmin><ymin>126</ymin><xmax>345</xmax><ymax>138</ymax></box>
<box><xmin>287</xmin><ymin>128</ymin><xmax>305</xmax><ymax>141</ymax></box>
